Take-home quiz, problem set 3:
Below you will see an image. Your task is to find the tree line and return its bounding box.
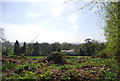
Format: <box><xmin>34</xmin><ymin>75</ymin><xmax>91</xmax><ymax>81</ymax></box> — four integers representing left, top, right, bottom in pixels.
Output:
<box><xmin>2</xmin><ymin>39</ymin><xmax>106</xmax><ymax>56</ymax></box>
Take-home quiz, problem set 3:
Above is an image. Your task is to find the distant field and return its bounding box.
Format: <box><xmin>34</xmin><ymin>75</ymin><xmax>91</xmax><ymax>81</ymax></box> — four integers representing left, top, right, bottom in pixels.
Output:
<box><xmin>69</xmin><ymin>56</ymin><xmax>91</xmax><ymax>57</ymax></box>
<box><xmin>27</xmin><ymin>56</ymin><xmax>46</xmax><ymax>58</ymax></box>
<box><xmin>27</xmin><ymin>55</ymin><xmax>90</xmax><ymax>58</ymax></box>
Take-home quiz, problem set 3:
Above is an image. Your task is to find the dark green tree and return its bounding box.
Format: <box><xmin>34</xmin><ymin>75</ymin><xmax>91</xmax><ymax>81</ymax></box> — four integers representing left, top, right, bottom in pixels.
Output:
<box><xmin>39</xmin><ymin>43</ymin><xmax>52</xmax><ymax>55</ymax></box>
<box><xmin>26</xmin><ymin>43</ymin><xmax>34</xmax><ymax>56</ymax></box>
<box><xmin>51</xmin><ymin>42</ymin><xmax>61</xmax><ymax>52</ymax></box>
<box><xmin>20</xmin><ymin>42</ymin><xmax>26</xmax><ymax>54</ymax></box>
<box><xmin>51</xmin><ymin>43</ymin><xmax>56</xmax><ymax>52</ymax></box>
<box><xmin>32</xmin><ymin>42</ymin><xmax>40</xmax><ymax>56</ymax></box>
<box><xmin>61</xmin><ymin>42</ymin><xmax>71</xmax><ymax>50</ymax></box>
<box><xmin>84</xmin><ymin>39</ymin><xmax>92</xmax><ymax>56</ymax></box>
<box><xmin>79</xmin><ymin>48</ymin><xmax>84</xmax><ymax>56</ymax></box>
<box><xmin>2</xmin><ymin>41</ymin><xmax>13</xmax><ymax>56</ymax></box>
<box><xmin>14</xmin><ymin>40</ymin><xmax>20</xmax><ymax>55</ymax></box>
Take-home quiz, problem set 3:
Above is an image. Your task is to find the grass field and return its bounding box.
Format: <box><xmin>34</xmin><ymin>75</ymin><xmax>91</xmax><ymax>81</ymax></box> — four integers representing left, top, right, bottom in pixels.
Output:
<box><xmin>2</xmin><ymin>55</ymin><xmax>118</xmax><ymax>80</ymax></box>
<box><xmin>27</xmin><ymin>56</ymin><xmax>46</xmax><ymax>58</ymax></box>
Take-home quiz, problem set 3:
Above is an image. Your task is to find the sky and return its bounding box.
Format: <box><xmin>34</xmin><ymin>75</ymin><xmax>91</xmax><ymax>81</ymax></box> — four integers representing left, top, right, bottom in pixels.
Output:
<box><xmin>0</xmin><ymin>0</ymin><xmax>106</xmax><ymax>43</ymax></box>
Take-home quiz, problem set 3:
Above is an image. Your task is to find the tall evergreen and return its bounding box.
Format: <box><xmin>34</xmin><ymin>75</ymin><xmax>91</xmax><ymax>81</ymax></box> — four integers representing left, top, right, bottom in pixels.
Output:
<box><xmin>26</xmin><ymin>43</ymin><xmax>33</xmax><ymax>56</ymax></box>
<box><xmin>84</xmin><ymin>39</ymin><xmax>92</xmax><ymax>56</ymax></box>
<box><xmin>14</xmin><ymin>40</ymin><xmax>20</xmax><ymax>55</ymax></box>
<box><xmin>32</xmin><ymin>42</ymin><xmax>40</xmax><ymax>56</ymax></box>
<box><xmin>20</xmin><ymin>42</ymin><xmax>26</xmax><ymax>54</ymax></box>
<box><xmin>51</xmin><ymin>44</ymin><xmax>56</xmax><ymax>52</ymax></box>
<box><xmin>79</xmin><ymin>48</ymin><xmax>84</xmax><ymax>56</ymax></box>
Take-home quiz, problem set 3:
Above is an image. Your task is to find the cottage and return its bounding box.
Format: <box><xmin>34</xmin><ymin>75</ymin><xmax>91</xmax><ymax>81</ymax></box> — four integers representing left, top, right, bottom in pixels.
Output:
<box><xmin>61</xmin><ymin>49</ymin><xmax>75</xmax><ymax>54</ymax></box>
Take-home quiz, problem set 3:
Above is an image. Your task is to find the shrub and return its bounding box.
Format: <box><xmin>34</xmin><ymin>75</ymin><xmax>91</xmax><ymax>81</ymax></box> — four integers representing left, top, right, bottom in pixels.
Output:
<box><xmin>60</xmin><ymin>65</ymin><xmax>70</xmax><ymax>70</ymax></box>
<box><xmin>15</xmin><ymin>63</ymin><xmax>36</xmax><ymax>73</ymax></box>
<box><xmin>8</xmin><ymin>74</ymin><xmax>21</xmax><ymax>79</ymax></box>
<box><xmin>41</xmin><ymin>52</ymin><xmax>67</xmax><ymax>65</ymax></box>
<box><xmin>22</xmin><ymin>71</ymin><xmax>37</xmax><ymax>79</ymax></box>
<box><xmin>103</xmin><ymin>70</ymin><xmax>118</xmax><ymax>80</ymax></box>
<box><xmin>38</xmin><ymin>71</ymin><xmax>51</xmax><ymax>80</ymax></box>
<box><xmin>9</xmin><ymin>71</ymin><xmax>37</xmax><ymax>79</ymax></box>
<box><xmin>94</xmin><ymin>50</ymin><xmax>109</xmax><ymax>58</ymax></box>
<box><xmin>2</xmin><ymin>62</ymin><xmax>16</xmax><ymax>71</ymax></box>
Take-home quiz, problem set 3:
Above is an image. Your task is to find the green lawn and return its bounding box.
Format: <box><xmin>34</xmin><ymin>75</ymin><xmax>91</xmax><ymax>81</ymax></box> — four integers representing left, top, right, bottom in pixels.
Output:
<box><xmin>27</xmin><ymin>56</ymin><xmax>46</xmax><ymax>58</ymax></box>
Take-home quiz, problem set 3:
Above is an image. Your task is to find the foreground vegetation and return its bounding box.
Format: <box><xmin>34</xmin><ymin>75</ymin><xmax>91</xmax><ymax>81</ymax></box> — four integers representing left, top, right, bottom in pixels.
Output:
<box><xmin>1</xmin><ymin>1</ymin><xmax>119</xmax><ymax>80</ymax></box>
<box><xmin>2</xmin><ymin>53</ymin><xmax>118</xmax><ymax>80</ymax></box>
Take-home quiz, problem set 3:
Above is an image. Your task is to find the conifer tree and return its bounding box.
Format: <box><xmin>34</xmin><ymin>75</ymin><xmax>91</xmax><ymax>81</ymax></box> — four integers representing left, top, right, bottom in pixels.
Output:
<box><xmin>26</xmin><ymin>43</ymin><xmax>33</xmax><ymax>56</ymax></box>
<box><xmin>14</xmin><ymin>40</ymin><xmax>20</xmax><ymax>55</ymax></box>
<box><xmin>32</xmin><ymin>42</ymin><xmax>40</xmax><ymax>56</ymax></box>
<box><xmin>20</xmin><ymin>42</ymin><xmax>26</xmax><ymax>55</ymax></box>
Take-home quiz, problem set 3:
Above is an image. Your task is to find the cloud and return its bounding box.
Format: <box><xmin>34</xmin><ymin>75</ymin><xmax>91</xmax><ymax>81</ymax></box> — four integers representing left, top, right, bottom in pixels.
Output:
<box><xmin>1</xmin><ymin>0</ymin><xmax>66</xmax><ymax>2</ymax></box>
<box><xmin>1</xmin><ymin>0</ymin><xmax>118</xmax><ymax>2</ymax></box>
<box><xmin>67</xmin><ymin>13</ymin><xmax>78</xmax><ymax>24</ymax></box>
<box><xmin>25</xmin><ymin>11</ymin><xmax>44</xmax><ymax>18</ymax></box>
<box><xmin>27</xmin><ymin>0</ymin><xmax>67</xmax><ymax>3</ymax></box>
<box><xmin>1</xmin><ymin>23</ymin><xmax>68</xmax><ymax>43</ymax></box>
<box><xmin>70</xmin><ymin>25</ymin><xmax>80</xmax><ymax>30</ymax></box>
<box><xmin>26</xmin><ymin>0</ymin><xmax>66</xmax><ymax>2</ymax></box>
<box><xmin>2</xmin><ymin>16</ymin><xmax>13</xmax><ymax>20</ymax></box>
<box><xmin>1</xmin><ymin>23</ymin><xmax>44</xmax><ymax>42</ymax></box>
<box><xmin>51</xmin><ymin>6</ymin><xmax>64</xmax><ymax>17</ymax></box>
<box><xmin>37</xmin><ymin>30</ymin><xmax>67</xmax><ymax>43</ymax></box>
<box><xmin>43</xmin><ymin>20</ymin><xmax>51</xmax><ymax>24</ymax></box>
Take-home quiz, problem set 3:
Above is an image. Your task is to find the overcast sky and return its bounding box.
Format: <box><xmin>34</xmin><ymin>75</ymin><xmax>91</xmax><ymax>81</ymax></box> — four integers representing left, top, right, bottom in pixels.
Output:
<box><xmin>0</xmin><ymin>0</ymin><xmax>106</xmax><ymax>43</ymax></box>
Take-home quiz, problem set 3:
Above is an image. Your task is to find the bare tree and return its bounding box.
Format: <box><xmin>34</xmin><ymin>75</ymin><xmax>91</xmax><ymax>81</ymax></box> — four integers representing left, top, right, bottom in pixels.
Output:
<box><xmin>0</xmin><ymin>28</ymin><xmax>6</xmax><ymax>42</ymax></box>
